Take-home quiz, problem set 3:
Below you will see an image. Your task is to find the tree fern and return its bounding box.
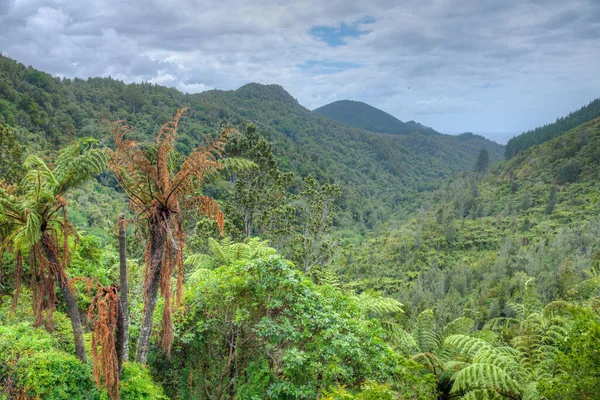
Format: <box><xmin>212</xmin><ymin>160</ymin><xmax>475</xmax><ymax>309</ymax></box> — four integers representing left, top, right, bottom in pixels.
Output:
<box><xmin>451</xmin><ymin>363</ymin><xmax>521</xmax><ymax>398</ymax></box>
<box><xmin>414</xmin><ymin>309</ymin><xmax>440</xmax><ymax>353</ymax></box>
<box><xmin>0</xmin><ymin>138</ymin><xmax>108</xmax><ymax>362</ymax></box>
<box><xmin>186</xmin><ymin>236</ymin><xmax>278</xmax><ymax>275</ymax></box>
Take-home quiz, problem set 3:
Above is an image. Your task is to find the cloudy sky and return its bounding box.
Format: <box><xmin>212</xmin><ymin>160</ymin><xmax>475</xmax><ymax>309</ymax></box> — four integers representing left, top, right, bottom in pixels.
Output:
<box><xmin>1</xmin><ymin>0</ymin><xmax>599</xmax><ymax>143</ymax></box>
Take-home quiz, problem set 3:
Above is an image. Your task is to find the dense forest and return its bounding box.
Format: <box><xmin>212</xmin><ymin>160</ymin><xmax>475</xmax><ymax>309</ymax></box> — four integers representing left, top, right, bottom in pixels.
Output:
<box><xmin>504</xmin><ymin>97</ymin><xmax>600</xmax><ymax>159</ymax></box>
<box><xmin>313</xmin><ymin>100</ymin><xmax>437</xmax><ymax>136</ymax></box>
<box><xmin>0</xmin><ymin>54</ymin><xmax>599</xmax><ymax>400</ymax></box>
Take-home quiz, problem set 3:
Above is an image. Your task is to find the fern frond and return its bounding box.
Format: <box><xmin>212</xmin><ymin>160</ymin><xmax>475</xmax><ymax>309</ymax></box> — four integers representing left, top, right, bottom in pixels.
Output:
<box><xmin>483</xmin><ymin>317</ymin><xmax>521</xmax><ymax>333</ymax></box>
<box><xmin>350</xmin><ymin>291</ymin><xmax>404</xmax><ymax>317</ymax></box>
<box><xmin>13</xmin><ymin>209</ymin><xmax>42</xmax><ymax>250</ymax></box>
<box><xmin>202</xmin><ymin>157</ymin><xmax>257</xmax><ymax>184</ymax></box>
<box><xmin>184</xmin><ymin>253</ymin><xmax>216</xmax><ymax>270</ymax></box>
<box><xmin>460</xmin><ymin>389</ymin><xmax>505</xmax><ymax>400</ymax></box>
<box><xmin>411</xmin><ymin>352</ymin><xmax>445</xmax><ymax>375</ymax></box>
<box><xmin>541</xmin><ymin>300</ymin><xmax>571</xmax><ymax>320</ymax></box>
<box><xmin>442</xmin><ymin>317</ymin><xmax>475</xmax><ymax>338</ymax></box>
<box><xmin>53</xmin><ymin>138</ymin><xmax>107</xmax><ymax>191</ymax></box>
<box><xmin>414</xmin><ymin>309</ymin><xmax>439</xmax><ymax>353</ymax></box>
<box><xmin>451</xmin><ymin>363</ymin><xmax>521</xmax><ymax>397</ymax></box>
<box><xmin>472</xmin><ymin>329</ymin><xmax>501</xmax><ymax>346</ymax></box>
<box><xmin>445</xmin><ymin>334</ymin><xmax>489</xmax><ymax>360</ymax></box>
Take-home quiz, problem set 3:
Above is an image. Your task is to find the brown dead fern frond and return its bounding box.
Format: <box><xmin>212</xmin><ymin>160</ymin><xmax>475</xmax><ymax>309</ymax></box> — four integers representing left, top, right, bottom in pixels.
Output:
<box><xmin>89</xmin><ymin>284</ymin><xmax>120</xmax><ymax>400</ymax></box>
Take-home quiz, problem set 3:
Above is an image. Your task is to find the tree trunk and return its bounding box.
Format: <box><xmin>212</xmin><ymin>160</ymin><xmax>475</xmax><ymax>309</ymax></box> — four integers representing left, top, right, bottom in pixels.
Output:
<box><xmin>41</xmin><ymin>232</ymin><xmax>87</xmax><ymax>362</ymax></box>
<box><xmin>115</xmin><ymin>292</ymin><xmax>125</xmax><ymax>374</ymax></box>
<box><xmin>135</xmin><ymin>219</ymin><xmax>166</xmax><ymax>364</ymax></box>
<box><xmin>116</xmin><ymin>214</ymin><xmax>129</xmax><ymax>368</ymax></box>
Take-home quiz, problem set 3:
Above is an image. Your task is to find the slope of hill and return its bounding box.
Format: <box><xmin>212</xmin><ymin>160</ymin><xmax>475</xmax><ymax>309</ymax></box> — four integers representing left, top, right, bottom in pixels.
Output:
<box><xmin>505</xmin><ymin>97</ymin><xmax>600</xmax><ymax>159</ymax></box>
<box><xmin>339</xmin><ymin>116</ymin><xmax>600</xmax><ymax>324</ymax></box>
<box><xmin>0</xmin><ymin>55</ymin><xmax>502</xmax><ymax>229</ymax></box>
<box><xmin>313</xmin><ymin>99</ymin><xmax>437</xmax><ymax>135</ymax></box>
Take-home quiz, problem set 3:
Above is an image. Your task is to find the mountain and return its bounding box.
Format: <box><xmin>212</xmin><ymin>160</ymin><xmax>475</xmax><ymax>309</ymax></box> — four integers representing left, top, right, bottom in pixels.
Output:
<box><xmin>338</xmin><ymin>114</ymin><xmax>600</xmax><ymax>331</ymax></box>
<box><xmin>313</xmin><ymin>99</ymin><xmax>437</xmax><ymax>135</ymax></box>
<box><xmin>505</xmin><ymin>97</ymin><xmax>600</xmax><ymax>159</ymax></box>
<box><xmin>0</xmin><ymin>55</ymin><xmax>503</xmax><ymax>229</ymax></box>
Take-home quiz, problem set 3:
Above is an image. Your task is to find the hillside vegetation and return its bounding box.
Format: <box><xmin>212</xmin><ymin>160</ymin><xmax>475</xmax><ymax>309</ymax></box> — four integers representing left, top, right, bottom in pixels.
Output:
<box><xmin>1</xmin><ymin>53</ymin><xmax>599</xmax><ymax>400</ymax></box>
<box><xmin>505</xmin><ymin>97</ymin><xmax>600</xmax><ymax>159</ymax></box>
<box><xmin>313</xmin><ymin>99</ymin><xmax>437</xmax><ymax>135</ymax></box>
<box><xmin>0</xmin><ymin>55</ymin><xmax>502</xmax><ymax>230</ymax></box>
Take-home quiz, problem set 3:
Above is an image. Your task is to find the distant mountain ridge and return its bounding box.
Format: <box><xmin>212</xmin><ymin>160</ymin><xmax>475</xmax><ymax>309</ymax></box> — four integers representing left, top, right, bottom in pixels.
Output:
<box><xmin>313</xmin><ymin>99</ymin><xmax>438</xmax><ymax>135</ymax></box>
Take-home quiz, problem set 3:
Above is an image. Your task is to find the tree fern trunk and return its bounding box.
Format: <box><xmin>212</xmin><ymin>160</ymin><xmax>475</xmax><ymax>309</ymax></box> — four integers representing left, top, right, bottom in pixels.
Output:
<box><xmin>41</xmin><ymin>232</ymin><xmax>87</xmax><ymax>362</ymax></box>
<box><xmin>136</xmin><ymin>220</ymin><xmax>165</xmax><ymax>364</ymax></box>
<box><xmin>117</xmin><ymin>214</ymin><xmax>129</xmax><ymax>368</ymax></box>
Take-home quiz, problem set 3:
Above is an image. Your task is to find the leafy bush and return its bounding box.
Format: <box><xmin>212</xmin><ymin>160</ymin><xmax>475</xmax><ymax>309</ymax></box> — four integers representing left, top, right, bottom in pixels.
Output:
<box><xmin>161</xmin><ymin>256</ymin><xmax>436</xmax><ymax>399</ymax></box>
<box><xmin>0</xmin><ymin>322</ymin><xmax>99</xmax><ymax>399</ymax></box>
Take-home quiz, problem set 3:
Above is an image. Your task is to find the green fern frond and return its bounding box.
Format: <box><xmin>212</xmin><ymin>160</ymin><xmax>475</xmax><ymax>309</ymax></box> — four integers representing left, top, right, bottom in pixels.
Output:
<box><xmin>460</xmin><ymin>389</ymin><xmax>505</xmax><ymax>400</ymax></box>
<box><xmin>411</xmin><ymin>352</ymin><xmax>445</xmax><ymax>374</ymax></box>
<box><xmin>521</xmin><ymin>381</ymin><xmax>541</xmax><ymax>400</ymax></box>
<box><xmin>414</xmin><ymin>309</ymin><xmax>439</xmax><ymax>353</ymax></box>
<box><xmin>350</xmin><ymin>291</ymin><xmax>404</xmax><ymax>317</ymax></box>
<box><xmin>541</xmin><ymin>300</ymin><xmax>571</xmax><ymax>320</ymax></box>
<box><xmin>391</xmin><ymin>327</ymin><xmax>419</xmax><ymax>356</ymax></box>
<box><xmin>445</xmin><ymin>334</ymin><xmax>490</xmax><ymax>360</ymax></box>
<box><xmin>451</xmin><ymin>363</ymin><xmax>521</xmax><ymax>397</ymax></box>
<box><xmin>13</xmin><ymin>209</ymin><xmax>42</xmax><ymax>250</ymax></box>
<box><xmin>442</xmin><ymin>317</ymin><xmax>475</xmax><ymax>338</ymax></box>
<box><xmin>184</xmin><ymin>253</ymin><xmax>216</xmax><ymax>270</ymax></box>
<box><xmin>483</xmin><ymin>317</ymin><xmax>521</xmax><ymax>333</ymax></box>
<box><xmin>203</xmin><ymin>158</ymin><xmax>257</xmax><ymax>184</ymax></box>
<box><xmin>472</xmin><ymin>329</ymin><xmax>501</xmax><ymax>345</ymax></box>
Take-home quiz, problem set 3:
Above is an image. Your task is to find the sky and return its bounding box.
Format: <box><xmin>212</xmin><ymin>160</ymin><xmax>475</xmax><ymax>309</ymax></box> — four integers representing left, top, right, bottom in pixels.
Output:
<box><xmin>0</xmin><ymin>0</ymin><xmax>599</xmax><ymax>144</ymax></box>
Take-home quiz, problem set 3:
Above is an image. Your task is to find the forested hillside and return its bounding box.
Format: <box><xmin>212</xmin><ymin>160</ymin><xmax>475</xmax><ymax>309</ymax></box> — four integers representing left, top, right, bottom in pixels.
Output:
<box><xmin>313</xmin><ymin>99</ymin><xmax>437</xmax><ymax>135</ymax></box>
<box><xmin>335</xmin><ymin>116</ymin><xmax>600</xmax><ymax>398</ymax></box>
<box><xmin>0</xmin><ymin>55</ymin><xmax>502</xmax><ymax>230</ymax></box>
<box><xmin>1</xmin><ymin>51</ymin><xmax>599</xmax><ymax>400</ymax></box>
<box><xmin>504</xmin><ymin>97</ymin><xmax>600</xmax><ymax>158</ymax></box>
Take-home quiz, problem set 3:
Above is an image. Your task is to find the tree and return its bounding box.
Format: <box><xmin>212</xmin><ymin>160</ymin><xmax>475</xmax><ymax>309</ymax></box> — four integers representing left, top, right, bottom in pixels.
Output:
<box><xmin>109</xmin><ymin>108</ymin><xmax>249</xmax><ymax>364</ymax></box>
<box><xmin>117</xmin><ymin>214</ymin><xmax>130</xmax><ymax>366</ymax></box>
<box><xmin>225</xmin><ymin>123</ymin><xmax>294</xmax><ymax>243</ymax></box>
<box><xmin>545</xmin><ymin>186</ymin><xmax>558</xmax><ymax>215</ymax></box>
<box><xmin>474</xmin><ymin>148</ymin><xmax>489</xmax><ymax>172</ymax></box>
<box><xmin>0</xmin><ymin>124</ymin><xmax>25</xmax><ymax>183</ymax></box>
<box><xmin>0</xmin><ymin>138</ymin><xmax>107</xmax><ymax>361</ymax></box>
<box><xmin>291</xmin><ymin>175</ymin><xmax>341</xmax><ymax>272</ymax></box>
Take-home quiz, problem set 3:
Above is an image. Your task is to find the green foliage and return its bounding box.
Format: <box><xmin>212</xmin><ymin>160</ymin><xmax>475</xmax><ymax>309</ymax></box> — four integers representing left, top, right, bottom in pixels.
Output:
<box><xmin>0</xmin><ymin>124</ymin><xmax>25</xmax><ymax>183</ymax></box>
<box><xmin>291</xmin><ymin>175</ymin><xmax>341</xmax><ymax>272</ymax></box>
<box><xmin>118</xmin><ymin>363</ymin><xmax>168</xmax><ymax>400</ymax></box>
<box><xmin>161</xmin><ymin>256</ymin><xmax>434</xmax><ymax>399</ymax></box>
<box><xmin>185</xmin><ymin>236</ymin><xmax>277</xmax><ymax>273</ymax></box>
<box><xmin>224</xmin><ymin>122</ymin><xmax>295</xmax><ymax>241</ymax></box>
<box><xmin>313</xmin><ymin>99</ymin><xmax>437</xmax><ymax>135</ymax></box>
<box><xmin>537</xmin><ymin>307</ymin><xmax>600</xmax><ymax>399</ymax></box>
<box><xmin>0</xmin><ymin>137</ymin><xmax>107</xmax><ymax>251</ymax></box>
<box><xmin>474</xmin><ymin>148</ymin><xmax>490</xmax><ymax>172</ymax></box>
<box><xmin>505</xmin><ymin>97</ymin><xmax>600</xmax><ymax>158</ymax></box>
<box><xmin>0</xmin><ymin>322</ymin><xmax>99</xmax><ymax>399</ymax></box>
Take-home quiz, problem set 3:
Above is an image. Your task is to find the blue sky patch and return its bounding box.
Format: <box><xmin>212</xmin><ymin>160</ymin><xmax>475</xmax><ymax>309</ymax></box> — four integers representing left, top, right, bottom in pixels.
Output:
<box><xmin>298</xmin><ymin>59</ymin><xmax>362</xmax><ymax>75</ymax></box>
<box><xmin>310</xmin><ymin>16</ymin><xmax>375</xmax><ymax>47</ymax></box>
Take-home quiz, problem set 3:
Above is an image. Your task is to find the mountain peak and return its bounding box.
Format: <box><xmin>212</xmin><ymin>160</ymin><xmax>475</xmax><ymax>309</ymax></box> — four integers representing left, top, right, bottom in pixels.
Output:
<box><xmin>236</xmin><ymin>83</ymin><xmax>298</xmax><ymax>105</ymax></box>
<box><xmin>313</xmin><ymin>100</ymin><xmax>437</xmax><ymax>135</ymax></box>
